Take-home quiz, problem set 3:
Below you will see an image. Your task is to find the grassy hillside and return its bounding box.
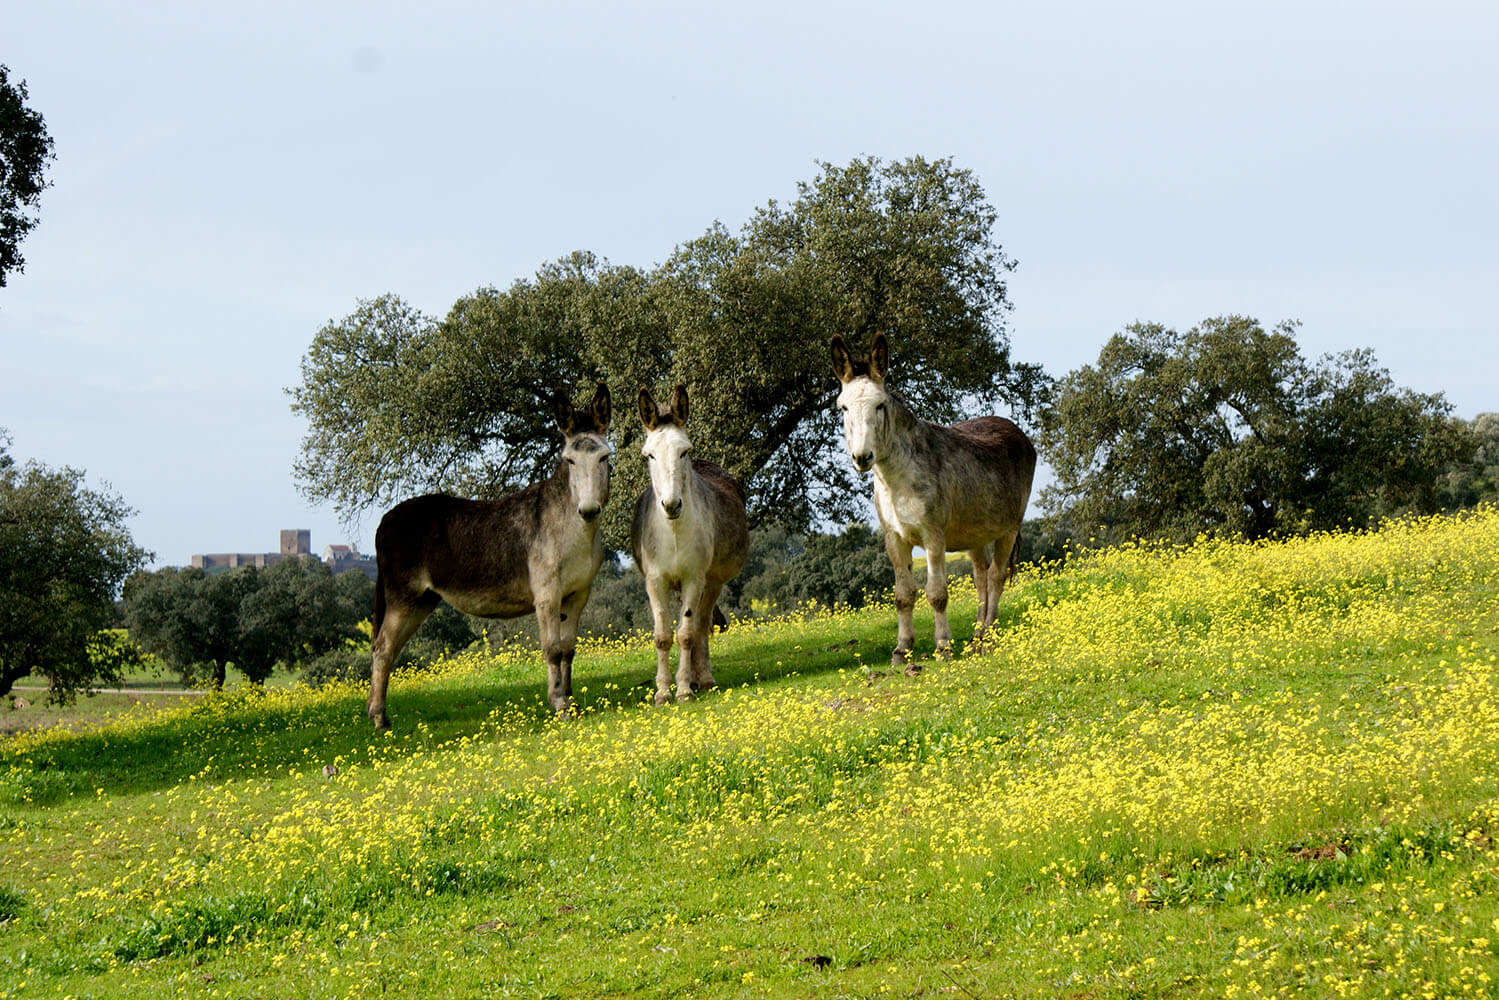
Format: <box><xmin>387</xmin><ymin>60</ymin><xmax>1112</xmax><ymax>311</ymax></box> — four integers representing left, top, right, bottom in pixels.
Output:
<box><xmin>2</xmin><ymin>509</ymin><xmax>1498</xmax><ymax>999</ymax></box>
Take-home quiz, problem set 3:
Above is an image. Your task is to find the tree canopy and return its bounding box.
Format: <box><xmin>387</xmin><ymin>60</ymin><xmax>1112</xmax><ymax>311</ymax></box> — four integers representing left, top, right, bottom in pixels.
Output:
<box><xmin>291</xmin><ymin>156</ymin><xmax>1044</xmax><ymax>543</ymax></box>
<box><xmin>0</xmin><ymin>64</ymin><xmax>55</xmax><ymax>288</ymax></box>
<box><xmin>1038</xmin><ymin>316</ymin><xmax>1475</xmax><ymax>543</ymax></box>
<box><xmin>0</xmin><ymin>432</ymin><xmax>149</xmax><ymax>700</ymax></box>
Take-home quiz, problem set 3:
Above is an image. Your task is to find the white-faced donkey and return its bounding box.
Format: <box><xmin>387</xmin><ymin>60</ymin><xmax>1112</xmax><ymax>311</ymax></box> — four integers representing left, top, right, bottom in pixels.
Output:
<box><xmin>831</xmin><ymin>332</ymin><xmax>1036</xmax><ymax>666</ymax></box>
<box><xmin>631</xmin><ymin>384</ymin><xmax>749</xmax><ymax>704</ymax></box>
<box><xmin>367</xmin><ymin>383</ymin><xmax>613</xmax><ymax>730</ymax></box>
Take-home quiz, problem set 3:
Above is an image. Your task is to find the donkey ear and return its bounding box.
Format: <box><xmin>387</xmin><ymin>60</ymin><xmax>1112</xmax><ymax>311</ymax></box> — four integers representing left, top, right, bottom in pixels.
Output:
<box><xmin>830</xmin><ymin>335</ymin><xmax>855</xmax><ymax>383</ymax></box>
<box><xmin>671</xmin><ymin>383</ymin><xmax>689</xmax><ymax>425</ymax></box>
<box><xmin>591</xmin><ymin>382</ymin><xmax>611</xmax><ymax>432</ymax></box>
<box><xmin>550</xmin><ymin>388</ymin><xmax>576</xmax><ymax>434</ymax></box>
<box><xmin>868</xmin><ymin>331</ymin><xmax>889</xmax><ymax>383</ymax></box>
<box><xmin>637</xmin><ymin>387</ymin><xmax>658</xmax><ymax>431</ymax></box>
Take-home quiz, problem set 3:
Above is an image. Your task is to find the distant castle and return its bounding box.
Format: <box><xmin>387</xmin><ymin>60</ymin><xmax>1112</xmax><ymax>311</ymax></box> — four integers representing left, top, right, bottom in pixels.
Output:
<box><xmin>190</xmin><ymin>529</ymin><xmax>378</xmax><ymax>579</ymax></box>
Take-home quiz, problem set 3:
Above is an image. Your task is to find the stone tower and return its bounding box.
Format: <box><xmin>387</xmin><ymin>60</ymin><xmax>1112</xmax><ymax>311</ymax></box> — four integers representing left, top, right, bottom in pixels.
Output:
<box><xmin>280</xmin><ymin>529</ymin><xmax>311</xmax><ymax>557</ymax></box>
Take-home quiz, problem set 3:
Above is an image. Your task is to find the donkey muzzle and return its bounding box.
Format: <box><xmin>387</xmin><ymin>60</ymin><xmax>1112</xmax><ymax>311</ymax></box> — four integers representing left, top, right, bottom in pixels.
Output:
<box><xmin>852</xmin><ymin>451</ymin><xmax>874</xmax><ymax>472</ymax></box>
<box><xmin>579</xmin><ymin>505</ymin><xmax>601</xmax><ymax>522</ymax></box>
<box><xmin>661</xmin><ymin>498</ymin><xmax>683</xmax><ymax>519</ymax></box>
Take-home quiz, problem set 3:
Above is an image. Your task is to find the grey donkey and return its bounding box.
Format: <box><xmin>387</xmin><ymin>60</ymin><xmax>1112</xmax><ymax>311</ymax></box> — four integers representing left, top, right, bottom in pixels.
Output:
<box><xmin>367</xmin><ymin>383</ymin><xmax>613</xmax><ymax>729</ymax></box>
<box><xmin>831</xmin><ymin>332</ymin><xmax>1036</xmax><ymax>665</ymax></box>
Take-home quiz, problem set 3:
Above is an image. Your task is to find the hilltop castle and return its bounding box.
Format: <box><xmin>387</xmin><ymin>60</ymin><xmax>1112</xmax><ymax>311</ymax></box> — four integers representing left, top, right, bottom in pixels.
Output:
<box><xmin>190</xmin><ymin>529</ymin><xmax>377</xmax><ymax>579</ymax></box>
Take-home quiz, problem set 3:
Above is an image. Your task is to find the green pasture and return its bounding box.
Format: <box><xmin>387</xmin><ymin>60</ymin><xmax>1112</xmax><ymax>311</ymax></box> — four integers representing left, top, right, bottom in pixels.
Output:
<box><xmin>2</xmin><ymin>509</ymin><xmax>1498</xmax><ymax>998</ymax></box>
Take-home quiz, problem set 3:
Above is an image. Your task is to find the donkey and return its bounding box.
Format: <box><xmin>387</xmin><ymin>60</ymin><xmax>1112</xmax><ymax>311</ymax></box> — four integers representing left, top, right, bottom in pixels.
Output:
<box><xmin>831</xmin><ymin>332</ymin><xmax>1036</xmax><ymax>666</ymax></box>
<box><xmin>631</xmin><ymin>384</ymin><xmax>749</xmax><ymax>705</ymax></box>
<box><xmin>366</xmin><ymin>383</ymin><xmax>613</xmax><ymax>730</ymax></box>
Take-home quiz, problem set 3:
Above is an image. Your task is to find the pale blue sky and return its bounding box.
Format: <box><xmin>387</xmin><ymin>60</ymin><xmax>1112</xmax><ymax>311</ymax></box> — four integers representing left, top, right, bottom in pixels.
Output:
<box><xmin>3</xmin><ymin>0</ymin><xmax>1495</xmax><ymax>566</ymax></box>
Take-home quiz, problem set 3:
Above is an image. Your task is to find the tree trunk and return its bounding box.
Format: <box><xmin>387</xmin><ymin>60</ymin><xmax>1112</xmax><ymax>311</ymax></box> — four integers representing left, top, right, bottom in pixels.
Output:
<box><xmin>0</xmin><ymin>665</ymin><xmax>24</xmax><ymax>700</ymax></box>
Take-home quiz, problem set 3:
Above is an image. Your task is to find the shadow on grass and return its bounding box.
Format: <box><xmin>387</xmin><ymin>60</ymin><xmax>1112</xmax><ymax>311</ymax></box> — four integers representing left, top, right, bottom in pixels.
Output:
<box><xmin>1</xmin><ymin>591</ymin><xmax>1030</xmax><ymax>807</ymax></box>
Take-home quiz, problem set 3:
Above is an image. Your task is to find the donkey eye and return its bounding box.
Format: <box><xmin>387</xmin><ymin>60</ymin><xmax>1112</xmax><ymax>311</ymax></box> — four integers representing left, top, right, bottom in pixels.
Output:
<box><xmin>679</xmin><ymin>449</ymin><xmax>690</xmax><ymax>459</ymax></box>
<box><xmin>566</xmin><ymin>458</ymin><xmax>575</xmax><ymax>465</ymax></box>
<box><xmin>875</xmin><ymin>402</ymin><xmax>886</xmax><ymax>413</ymax></box>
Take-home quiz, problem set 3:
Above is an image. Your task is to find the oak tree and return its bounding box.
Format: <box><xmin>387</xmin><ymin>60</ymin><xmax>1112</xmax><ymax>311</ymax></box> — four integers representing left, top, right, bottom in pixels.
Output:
<box><xmin>1039</xmin><ymin>316</ymin><xmax>1473</xmax><ymax>543</ymax></box>
<box><xmin>0</xmin><ymin>433</ymin><xmax>149</xmax><ymax>699</ymax></box>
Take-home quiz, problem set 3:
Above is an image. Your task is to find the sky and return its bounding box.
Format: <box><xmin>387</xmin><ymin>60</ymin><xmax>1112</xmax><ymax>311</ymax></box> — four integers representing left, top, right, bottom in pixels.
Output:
<box><xmin>3</xmin><ymin>0</ymin><xmax>1496</xmax><ymax>567</ymax></box>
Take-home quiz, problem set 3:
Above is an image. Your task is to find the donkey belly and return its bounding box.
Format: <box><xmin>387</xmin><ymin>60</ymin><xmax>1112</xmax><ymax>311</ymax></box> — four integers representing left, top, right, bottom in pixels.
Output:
<box><xmin>436</xmin><ymin>583</ymin><xmax>534</xmax><ymax>620</ymax></box>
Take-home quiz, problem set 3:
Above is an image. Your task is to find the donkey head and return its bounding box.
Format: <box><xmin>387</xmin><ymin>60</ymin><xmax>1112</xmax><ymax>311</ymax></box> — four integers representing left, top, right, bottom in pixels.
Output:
<box><xmin>638</xmin><ymin>383</ymin><xmax>692</xmax><ymax>520</ymax></box>
<box><xmin>830</xmin><ymin>332</ymin><xmax>890</xmax><ymax>473</ymax></box>
<box><xmin>550</xmin><ymin>382</ymin><xmax>613</xmax><ymax>522</ymax></box>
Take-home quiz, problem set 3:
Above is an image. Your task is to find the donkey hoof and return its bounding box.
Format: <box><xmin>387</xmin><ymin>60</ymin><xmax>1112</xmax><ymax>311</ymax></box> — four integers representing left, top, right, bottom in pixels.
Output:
<box><xmin>675</xmin><ymin>690</ymin><xmax>694</xmax><ymax>704</ymax></box>
<box><xmin>934</xmin><ymin>644</ymin><xmax>954</xmax><ymax>662</ymax></box>
<box><xmin>891</xmin><ymin>648</ymin><xmax>913</xmax><ymax>667</ymax></box>
<box><xmin>654</xmin><ymin>691</ymin><xmax>671</xmax><ymax>707</ymax></box>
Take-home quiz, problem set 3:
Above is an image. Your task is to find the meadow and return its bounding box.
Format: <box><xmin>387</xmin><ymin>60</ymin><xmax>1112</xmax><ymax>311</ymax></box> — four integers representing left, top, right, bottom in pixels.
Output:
<box><xmin>2</xmin><ymin>508</ymin><xmax>1498</xmax><ymax>999</ymax></box>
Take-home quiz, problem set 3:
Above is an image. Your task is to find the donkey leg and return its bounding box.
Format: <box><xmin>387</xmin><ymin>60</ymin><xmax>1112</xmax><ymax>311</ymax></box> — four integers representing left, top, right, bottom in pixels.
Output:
<box><xmin>535</xmin><ymin>594</ymin><xmax>572</xmax><ymax>715</ymax></box>
<box><xmin>368</xmin><ymin>596</ymin><xmax>436</xmax><ymax>732</ymax></box>
<box><xmin>556</xmin><ymin>587</ymin><xmax>589</xmax><ymax>708</ymax></box>
<box><xmin>692</xmin><ymin>581</ymin><xmax>726</xmax><ymax>691</ymax></box>
<box><xmin>968</xmin><ymin>546</ymin><xmax>994</xmax><ymax>650</ymax></box>
<box><xmin>925</xmin><ymin>531</ymin><xmax>953</xmax><ymax>661</ymax></box>
<box><xmin>989</xmin><ymin>529</ymin><xmax>1020</xmax><ymax>624</ymax></box>
<box><xmin>675</xmin><ymin>577</ymin><xmax>705</xmax><ymax>702</ymax></box>
<box><xmin>884</xmin><ymin>531</ymin><xmax>917</xmax><ymax>667</ymax></box>
<box><xmin>644</xmin><ymin>574</ymin><xmax>675</xmax><ymax>706</ymax></box>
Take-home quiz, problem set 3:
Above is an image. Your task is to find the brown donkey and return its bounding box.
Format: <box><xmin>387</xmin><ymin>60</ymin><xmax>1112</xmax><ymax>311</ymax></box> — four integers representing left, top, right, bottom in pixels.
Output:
<box><xmin>631</xmin><ymin>384</ymin><xmax>749</xmax><ymax>704</ymax></box>
<box><xmin>831</xmin><ymin>332</ymin><xmax>1036</xmax><ymax>665</ymax></box>
<box><xmin>367</xmin><ymin>384</ymin><xmax>613</xmax><ymax>730</ymax></box>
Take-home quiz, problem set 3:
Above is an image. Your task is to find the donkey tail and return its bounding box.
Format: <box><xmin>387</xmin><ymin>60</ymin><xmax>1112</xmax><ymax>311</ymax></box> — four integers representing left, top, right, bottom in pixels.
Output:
<box><xmin>712</xmin><ymin>604</ymin><xmax>729</xmax><ymax>633</ymax></box>
<box><xmin>373</xmin><ymin>573</ymin><xmax>387</xmax><ymax>641</ymax></box>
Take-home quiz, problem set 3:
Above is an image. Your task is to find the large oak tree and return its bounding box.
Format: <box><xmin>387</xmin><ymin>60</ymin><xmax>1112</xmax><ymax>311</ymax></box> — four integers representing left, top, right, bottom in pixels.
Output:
<box><xmin>291</xmin><ymin>157</ymin><xmax>1045</xmax><ymax>544</ymax></box>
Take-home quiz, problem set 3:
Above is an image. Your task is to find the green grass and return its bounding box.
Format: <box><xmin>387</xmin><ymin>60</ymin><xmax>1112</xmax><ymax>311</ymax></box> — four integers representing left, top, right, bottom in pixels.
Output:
<box><xmin>1</xmin><ymin>509</ymin><xmax>1498</xmax><ymax>998</ymax></box>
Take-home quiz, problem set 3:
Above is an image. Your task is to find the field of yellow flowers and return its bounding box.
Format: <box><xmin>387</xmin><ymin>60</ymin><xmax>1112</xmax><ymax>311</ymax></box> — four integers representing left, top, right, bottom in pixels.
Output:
<box><xmin>3</xmin><ymin>508</ymin><xmax>1498</xmax><ymax>999</ymax></box>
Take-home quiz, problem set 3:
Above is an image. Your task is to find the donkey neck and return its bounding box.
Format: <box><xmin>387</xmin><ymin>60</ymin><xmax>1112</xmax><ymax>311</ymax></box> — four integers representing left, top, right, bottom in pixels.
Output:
<box><xmin>870</xmin><ymin>389</ymin><xmax>925</xmax><ymax>495</ymax></box>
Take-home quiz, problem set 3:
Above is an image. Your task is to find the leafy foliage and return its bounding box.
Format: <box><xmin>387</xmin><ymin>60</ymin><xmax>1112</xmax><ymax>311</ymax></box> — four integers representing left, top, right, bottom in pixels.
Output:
<box><xmin>1039</xmin><ymin>316</ymin><xmax>1473</xmax><ymax>543</ymax></box>
<box><xmin>124</xmin><ymin>561</ymin><xmax>372</xmax><ymax>687</ymax></box>
<box><xmin>1439</xmin><ymin>412</ymin><xmax>1499</xmax><ymax>509</ymax></box>
<box><xmin>291</xmin><ymin>157</ymin><xmax>1042</xmax><ymax>545</ymax></box>
<box><xmin>0</xmin><ymin>64</ymin><xmax>55</xmax><ymax>287</ymax></box>
<box><xmin>778</xmin><ymin>523</ymin><xmax>891</xmax><ymax>610</ymax></box>
<box><xmin>0</xmin><ymin>431</ymin><xmax>149</xmax><ymax>699</ymax></box>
